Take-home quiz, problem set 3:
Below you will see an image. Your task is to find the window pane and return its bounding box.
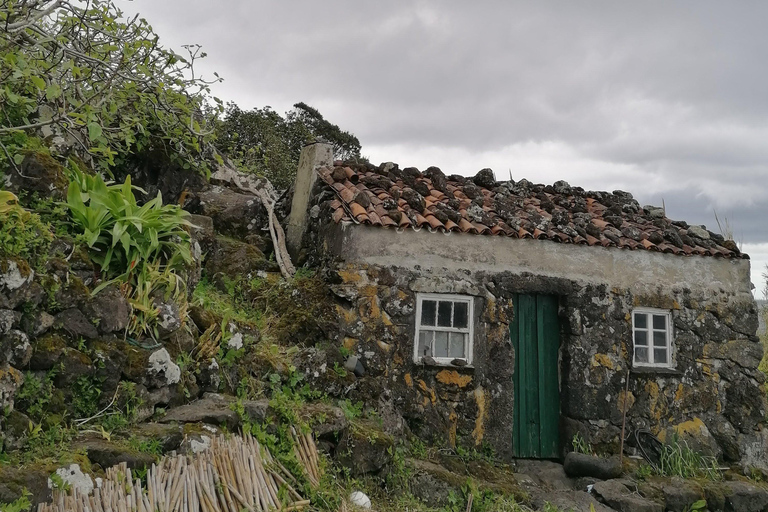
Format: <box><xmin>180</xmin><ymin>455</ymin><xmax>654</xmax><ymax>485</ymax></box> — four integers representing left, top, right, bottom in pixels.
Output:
<box><xmin>635</xmin><ymin>330</ymin><xmax>648</xmax><ymax>346</ymax></box>
<box><xmin>417</xmin><ymin>331</ymin><xmax>430</xmax><ymax>358</ymax></box>
<box><xmin>654</xmin><ymin>348</ymin><xmax>668</xmax><ymax>364</ymax></box>
<box><xmin>421</xmin><ymin>300</ymin><xmax>436</xmax><ymax>326</ymax></box>
<box><xmin>437</xmin><ymin>301</ymin><xmax>453</xmax><ymax>327</ymax></box>
<box><xmin>634</xmin><ymin>313</ymin><xmax>647</xmax><ymax>329</ymax></box>
<box><xmin>434</xmin><ymin>331</ymin><xmax>449</xmax><ymax>357</ymax></box>
<box><xmin>454</xmin><ymin>302</ymin><xmax>469</xmax><ymax>329</ymax></box>
<box><xmin>653</xmin><ymin>314</ymin><xmax>666</xmax><ymax>330</ymax></box>
<box><xmin>449</xmin><ymin>333</ymin><xmax>466</xmax><ymax>358</ymax></box>
<box><xmin>635</xmin><ymin>347</ymin><xmax>649</xmax><ymax>363</ymax></box>
<box><xmin>653</xmin><ymin>331</ymin><xmax>667</xmax><ymax>347</ymax></box>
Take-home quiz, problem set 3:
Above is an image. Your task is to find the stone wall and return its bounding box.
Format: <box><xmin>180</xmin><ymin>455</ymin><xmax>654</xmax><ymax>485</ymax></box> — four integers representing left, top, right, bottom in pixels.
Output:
<box><xmin>303</xmin><ymin>210</ymin><xmax>766</xmax><ymax>467</ymax></box>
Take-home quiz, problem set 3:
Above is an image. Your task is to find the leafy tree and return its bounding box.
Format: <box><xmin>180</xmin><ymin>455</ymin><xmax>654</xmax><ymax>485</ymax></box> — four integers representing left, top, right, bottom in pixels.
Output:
<box><xmin>0</xmin><ymin>0</ymin><xmax>222</xmax><ymax>175</ymax></box>
<box><xmin>216</xmin><ymin>102</ymin><xmax>362</xmax><ymax>189</ymax></box>
<box><xmin>288</xmin><ymin>102</ymin><xmax>362</xmax><ymax>161</ymax></box>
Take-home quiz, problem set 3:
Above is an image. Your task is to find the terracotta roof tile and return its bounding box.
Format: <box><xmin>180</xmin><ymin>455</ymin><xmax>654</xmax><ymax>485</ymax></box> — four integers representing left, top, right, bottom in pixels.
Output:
<box><xmin>317</xmin><ymin>163</ymin><xmax>746</xmax><ymax>259</ymax></box>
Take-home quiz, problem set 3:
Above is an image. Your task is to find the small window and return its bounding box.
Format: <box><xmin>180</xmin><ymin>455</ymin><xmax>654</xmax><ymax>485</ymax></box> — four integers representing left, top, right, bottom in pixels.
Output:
<box><xmin>632</xmin><ymin>308</ymin><xmax>673</xmax><ymax>368</ymax></box>
<box><xmin>414</xmin><ymin>293</ymin><xmax>473</xmax><ymax>365</ymax></box>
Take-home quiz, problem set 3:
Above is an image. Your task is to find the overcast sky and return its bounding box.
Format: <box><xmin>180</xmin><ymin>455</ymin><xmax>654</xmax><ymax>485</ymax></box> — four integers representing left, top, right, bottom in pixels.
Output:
<box><xmin>121</xmin><ymin>0</ymin><xmax>768</xmax><ymax>295</ymax></box>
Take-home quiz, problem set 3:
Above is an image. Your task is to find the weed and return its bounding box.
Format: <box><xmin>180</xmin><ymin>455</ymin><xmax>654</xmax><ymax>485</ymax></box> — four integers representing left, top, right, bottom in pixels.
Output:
<box><xmin>0</xmin><ymin>488</ymin><xmax>32</xmax><ymax>512</ymax></box>
<box><xmin>657</xmin><ymin>435</ymin><xmax>721</xmax><ymax>480</ymax></box>
<box><xmin>635</xmin><ymin>463</ymin><xmax>653</xmax><ymax>480</ymax></box>
<box><xmin>571</xmin><ymin>432</ymin><xmax>593</xmax><ymax>455</ymax></box>
<box><xmin>72</xmin><ymin>375</ymin><xmax>103</xmax><ymax>418</ymax></box>
<box><xmin>683</xmin><ymin>501</ymin><xmax>707</xmax><ymax>512</ymax></box>
<box><xmin>16</xmin><ymin>370</ymin><xmax>56</xmax><ymax>421</ymax></box>
<box><xmin>0</xmin><ymin>190</ymin><xmax>53</xmax><ymax>269</ymax></box>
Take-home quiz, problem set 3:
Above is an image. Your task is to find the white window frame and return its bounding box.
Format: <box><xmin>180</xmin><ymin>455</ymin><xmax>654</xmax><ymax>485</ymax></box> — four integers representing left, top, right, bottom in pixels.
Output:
<box><xmin>413</xmin><ymin>293</ymin><xmax>474</xmax><ymax>365</ymax></box>
<box><xmin>632</xmin><ymin>307</ymin><xmax>673</xmax><ymax>368</ymax></box>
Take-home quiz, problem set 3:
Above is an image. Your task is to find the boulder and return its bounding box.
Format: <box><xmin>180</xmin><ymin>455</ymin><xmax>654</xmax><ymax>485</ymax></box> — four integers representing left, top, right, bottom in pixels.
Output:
<box><xmin>1</xmin><ymin>409</ymin><xmax>32</xmax><ymax>452</ymax></box>
<box><xmin>205</xmin><ymin>236</ymin><xmax>278</xmax><ymax>282</ymax></box>
<box><xmin>158</xmin><ymin>393</ymin><xmax>268</xmax><ymax>430</ymax></box>
<box><xmin>21</xmin><ymin>310</ymin><xmax>55</xmax><ymax>338</ymax></box>
<box><xmin>29</xmin><ymin>333</ymin><xmax>67</xmax><ymax>371</ymax></box>
<box><xmin>300</xmin><ymin>402</ymin><xmax>349</xmax><ymax>437</ymax></box>
<box><xmin>51</xmin><ymin>348</ymin><xmax>93</xmax><ymax>388</ymax></box>
<box><xmin>146</xmin><ymin>348</ymin><xmax>181</xmax><ymax>388</ymax></box>
<box><xmin>0</xmin><ymin>329</ymin><xmax>32</xmax><ymax>367</ymax></box>
<box><xmin>659</xmin><ymin>417</ymin><xmax>722</xmax><ymax>459</ymax></box>
<box><xmin>154</xmin><ymin>300</ymin><xmax>182</xmax><ymax>339</ymax></box>
<box><xmin>49</xmin><ymin>464</ymin><xmax>93</xmax><ymax>494</ymax></box>
<box><xmin>0</xmin><ymin>309</ymin><xmax>21</xmax><ymax>335</ymax></box>
<box><xmin>0</xmin><ymin>259</ymin><xmax>36</xmax><ymax>309</ymax></box>
<box><xmin>0</xmin><ymin>464</ymin><xmax>51</xmax><ymax>508</ymax></box>
<box><xmin>53</xmin><ymin>308</ymin><xmax>98</xmax><ymax>339</ymax></box>
<box><xmin>193</xmin><ymin>187</ymin><xmax>267</xmax><ymax>239</ymax></box>
<box><xmin>82</xmin><ymin>285</ymin><xmax>130</xmax><ymax>334</ymax></box>
<box><xmin>592</xmin><ymin>479</ymin><xmax>663</xmax><ymax>512</ymax></box>
<box><xmin>563</xmin><ymin>452</ymin><xmax>622</xmax><ymax>480</ymax></box>
<box><xmin>473</xmin><ymin>168</ymin><xmax>497</xmax><ymax>189</ymax></box>
<box><xmin>72</xmin><ymin>438</ymin><xmax>156</xmax><ymax>471</ymax></box>
<box><xmin>124</xmin><ymin>423</ymin><xmax>184</xmax><ymax>454</ymax></box>
<box><xmin>723</xmin><ymin>481</ymin><xmax>768</xmax><ymax>512</ymax></box>
<box><xmin>336</xmin><ymin>420</ymin><xmax>394</xmax><ymax>476</ymax></box>
<box><xmin>661</xmin><ymin>477</ymin><xmax>706</xmax><ymax>512</ymax></box>
<box><xmin>530</xmin><ymin>490</ymin><xmax>616</xmax><ymax>512</ymax></box>
<box><xmin>5</xmin><ymin>152</ymin><xmax>68</xmax><ymax>199</ymax></box>
<box><xmin>0</xmin><ymin>363</ymin><xmax>24</xmax><ymax>410</ymax></box>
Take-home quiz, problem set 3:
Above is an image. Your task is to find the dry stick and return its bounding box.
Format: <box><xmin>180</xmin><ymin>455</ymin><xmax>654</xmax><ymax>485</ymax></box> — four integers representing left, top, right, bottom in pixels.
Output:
<box><xmin>465</xmin><ymin>493</ymin><xmax>474</xmax><ymax>512</ymax></box>
<box><xmin>619</xmin><ymin>366</ymin><xmax>631</xmax><ymax>466</ymax></box>
<box><xmin>270</xmin><ymin>471</ymin><xmax>304</xmax><ymax>503</ymax></box>
<box><xmin>226</xmin><ymin>485</ymin><xmax>256</xmax><ymax>512</ymax></box>
<box><xmin>215</xmin><ymin>447</ymin><xmax>239</xmax><ymax>512</ymax></box>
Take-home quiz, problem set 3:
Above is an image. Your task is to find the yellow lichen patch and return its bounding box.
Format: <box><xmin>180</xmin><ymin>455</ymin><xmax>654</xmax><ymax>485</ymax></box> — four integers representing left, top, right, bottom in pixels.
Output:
<box><xmin>358</xmin><ymin>294</ymin><xmax>383</xmax><ymax>321</ymax></box>
<box><xmin>592</xmin><ymin>353</ymin><xmax>615</xmax><ymax>370</ymax></box>
<box><xmin>336</xmin><ymin>304</ymin><xmax>358</xmax><ymax>325</ymax></box>
<box><xmin>448</xmin><ymin>410</ymin><xmax>458</xmax><ymax>448</ymax></box>
<box><xmin>436</xmin><ymin>370</ymin><xmax>473</xmax><ymax>388</ymax></box>
<box><xmin>472</xmin><ymin>387</ymin><xmax>488</xmax><ymax>445</ymax></box>
<box><xmin>659</xmin><ymin>417</ymin><xmax>709</xmax><ymax>443</ymax></box>
<box><xmin>674</xmin><ymin>383</ymin><xmax>685</xmax><ymax>403</ymax></box>
<box><xmin>377</xmin><ymin>340</ymin><xmax>391</xmax><ymax>352</ymax></box>
<box><xmin>645</xmin><ymin>381</ymin><xmax>663</xmax><ymax>424</ymax></box>
<box><xmin>672</xmin><ymin>300</ymin><xmax>681</xmax><ymax>310</ymax></box>
<box><xmin>393</xmin><ymin>352</ymin><xmax>404</xmax><ymax>366</ymax></box>
<box><xmin>338</xmin><ymin>269</ymin><xmax>363</xmax><ymax>283</ymax></box>
<box><xmin>343</xmin><ymin>337</ymin><xmax>358</xmax><ymax>350</ymax></box>
<box><xmin>673</xmin><ymin>417</ymin><xmax>707</xmax><ymax>438</ymax></box>
<box><xmin>404</xmin><ymin>373</ymin><xmax>413</xmax><ymax>387</ymax></box>
<box><xmin>359</xmin><ymin>285</ymin><xmax>378</xmax><ymax>298</ymax></box>
<box><xmin>617</xmin><ymin>390</ymin><xmax>635</xmax><ymax>413</ymax></box>
<box><xmin>418</xmin><ymin>379</ymin><xmax>437</xmax><ymax>404</ymax></box>
<box><xmin>381</xmin><ymin>309</ymin><xmax>394</xmax><ymax>327</ymax></box>
<box><xmin>625</xmin><ymin>312</ymin><xmax>631</xmax><ymax>322</ymax></box>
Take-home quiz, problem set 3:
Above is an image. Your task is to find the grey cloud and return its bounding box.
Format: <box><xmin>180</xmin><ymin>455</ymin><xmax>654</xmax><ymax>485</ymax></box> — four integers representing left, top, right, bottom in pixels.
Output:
<box><xmin>122</xmin><ymin>0</ymin><xmax>768</xmax><ymax>247</ymax></box>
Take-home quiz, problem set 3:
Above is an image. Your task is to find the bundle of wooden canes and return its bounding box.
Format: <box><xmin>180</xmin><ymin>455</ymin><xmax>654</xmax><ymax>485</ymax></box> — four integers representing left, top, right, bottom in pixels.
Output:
<box><xmin>37</xmin><ymin>433</ymin><xmax>318</xmax><ymax>512</ymax></box>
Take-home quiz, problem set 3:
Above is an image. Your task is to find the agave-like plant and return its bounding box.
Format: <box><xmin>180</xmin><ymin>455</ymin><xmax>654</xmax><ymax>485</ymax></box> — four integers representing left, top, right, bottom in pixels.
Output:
<box><xmin>65</xmin><ymin>163</ymin><xmax>194</xmax><ymax>338</ymax></box>
<box><xmin>66</xmin><ymin>164</ymin><xmax>193</xmax><ymax>283</ymax></box>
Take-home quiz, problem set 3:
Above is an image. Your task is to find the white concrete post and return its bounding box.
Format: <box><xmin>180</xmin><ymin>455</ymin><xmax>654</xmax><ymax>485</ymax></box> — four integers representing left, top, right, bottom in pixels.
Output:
<box><xmin>286</xmin><ymin>142</ymin><xmax>334</xmax><ymax>256</ymax></box>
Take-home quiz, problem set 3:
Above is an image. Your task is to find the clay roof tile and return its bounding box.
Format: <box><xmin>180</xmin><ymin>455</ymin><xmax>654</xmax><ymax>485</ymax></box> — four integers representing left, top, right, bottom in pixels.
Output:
<box><xmin>319</xmin><ymin>162</ymin><xmax>746</xmax><ymax>259</ymax></box>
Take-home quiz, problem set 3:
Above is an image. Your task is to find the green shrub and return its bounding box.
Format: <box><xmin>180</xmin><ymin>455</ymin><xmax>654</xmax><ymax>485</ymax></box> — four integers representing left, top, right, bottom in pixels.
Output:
<box><xmin>0</xmin><ymin>190</ymin><xmax>52</xmax><ymax>267</ymax></box>
<box><xmin>65</xmin><ymin>164</ymin><xmax>192</xmax><ymax>338</ymax></box>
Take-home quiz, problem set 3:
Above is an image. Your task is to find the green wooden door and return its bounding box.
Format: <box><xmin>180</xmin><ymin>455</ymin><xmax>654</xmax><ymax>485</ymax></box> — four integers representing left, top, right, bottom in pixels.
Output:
<box><xmin>511</xmin><ymin>294</ymin><xmax>560</xmax><ymax>458</ymax></box>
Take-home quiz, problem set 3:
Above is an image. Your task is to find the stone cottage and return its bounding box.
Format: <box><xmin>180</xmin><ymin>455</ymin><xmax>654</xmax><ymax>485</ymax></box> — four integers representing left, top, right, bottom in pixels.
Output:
<box><xmin>287</xmin><ymin>142</ymin><xmax>766</xmax><ymax>467</ymax></box>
